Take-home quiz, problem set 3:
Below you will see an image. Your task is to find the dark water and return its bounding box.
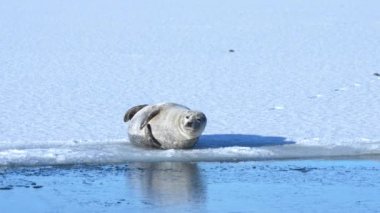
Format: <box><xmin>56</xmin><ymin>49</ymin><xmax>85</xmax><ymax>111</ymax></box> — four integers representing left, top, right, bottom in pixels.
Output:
<box><xmin>1</xmin><ymin>160</ymin><xmax>380</xmax><ymax>212</ymax></box>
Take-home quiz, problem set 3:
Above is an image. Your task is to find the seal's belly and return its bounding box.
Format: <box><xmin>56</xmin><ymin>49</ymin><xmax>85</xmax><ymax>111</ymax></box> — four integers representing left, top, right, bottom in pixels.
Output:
<box><xmin>150</xmin><ymin>125</ymin><xmax>198</xmax><ymax>149</ymax></box>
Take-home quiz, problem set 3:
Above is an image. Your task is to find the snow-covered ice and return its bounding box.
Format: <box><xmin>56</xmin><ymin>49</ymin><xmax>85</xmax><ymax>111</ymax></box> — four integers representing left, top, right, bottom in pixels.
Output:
<box><xmin>1</xmin><ymin>0</ymin><xmax>380</xmax><ymax>166</ymax></box>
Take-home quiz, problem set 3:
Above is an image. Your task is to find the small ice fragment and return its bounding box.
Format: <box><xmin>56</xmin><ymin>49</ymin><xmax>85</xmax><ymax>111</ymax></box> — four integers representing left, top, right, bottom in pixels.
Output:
<box><xmin>271</xmin><ymin>106</ymin><xmax>285</xmax><ymax>110</ymax></box>
<box><xmin>359</xmin><ymin>138</ymin><xmax>371</xmax><ymax>143</ymax></box>
<box><xmin>56</xmin><ymin>155</ymin><xmax>66</xmax><ymax>163</ymax></box>
<box><xmin>353</xmin><ymin>83</ymin><xmax>361</xmax><ymax>87</ymax></box>
<box><xmin>310</xmin><ymin>94</ymin><xmax>323</xmax><ymax>99</ymax></box>
<box><xmin>335</xmin><ymin>87</ymin><xmax>347</xmax><ymax>91</ymax></box>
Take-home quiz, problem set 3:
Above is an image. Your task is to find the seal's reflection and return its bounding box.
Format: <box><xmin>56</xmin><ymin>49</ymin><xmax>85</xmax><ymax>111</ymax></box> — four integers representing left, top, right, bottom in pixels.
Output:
<box><xmin>125</xmin><ymin>162</ymin><xmax>205</xmax><ymax>206</ymax></box>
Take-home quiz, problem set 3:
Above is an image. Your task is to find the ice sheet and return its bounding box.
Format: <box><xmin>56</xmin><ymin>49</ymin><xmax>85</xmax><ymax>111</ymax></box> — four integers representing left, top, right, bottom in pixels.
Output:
<box><xmin>1</xmin><ymin>0</ymin><xmax>380</xmax><ymax>166</ymax></box>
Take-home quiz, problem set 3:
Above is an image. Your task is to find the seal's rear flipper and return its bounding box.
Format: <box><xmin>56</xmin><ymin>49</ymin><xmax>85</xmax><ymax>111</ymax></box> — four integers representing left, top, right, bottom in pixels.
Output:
<box><xmin>140</xmin><ymin>108</ymin><xmax>160</xmax><ymax>129</ymax></box>
<box><xmin>124</xmin><ymin>104</ymin><xmax>148</xmax><ymax>122</ymax></box>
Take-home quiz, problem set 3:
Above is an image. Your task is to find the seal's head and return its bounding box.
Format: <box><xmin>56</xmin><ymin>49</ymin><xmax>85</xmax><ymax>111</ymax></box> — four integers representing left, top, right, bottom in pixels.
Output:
<box><xmin>180</xmin><ymin>111</ymin><xmax>207</xmax><ymax>138</ymax></box>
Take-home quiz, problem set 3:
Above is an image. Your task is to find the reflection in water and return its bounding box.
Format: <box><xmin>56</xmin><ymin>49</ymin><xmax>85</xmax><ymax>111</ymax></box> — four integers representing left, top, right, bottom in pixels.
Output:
<box><xmin>125</xmin><ymin>162</ymin><xmax>205</xmax><ymax>207</ymax></box>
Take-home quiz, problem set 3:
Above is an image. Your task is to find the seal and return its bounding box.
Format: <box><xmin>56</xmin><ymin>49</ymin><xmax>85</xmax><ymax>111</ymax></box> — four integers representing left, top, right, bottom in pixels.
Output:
<box><xmin>124</xmin><ymin>103</ymin><xmax>207</xmax><ymax>149</ymax></box>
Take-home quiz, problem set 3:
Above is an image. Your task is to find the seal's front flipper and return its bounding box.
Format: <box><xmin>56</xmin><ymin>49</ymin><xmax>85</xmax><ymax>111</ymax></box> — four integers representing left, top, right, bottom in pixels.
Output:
<box><xmin>124</xmin><ymin>104</ymin><xmax>148</xmax><ymax>122</ymax></box>
<box><xmin>146</xmin><ymin>124</ymin><xmax>162</xmax><ymax>148</ymax></box>
<box><xmin>140</xmin><ymin>108</ymin><xmax>160</xmax><ymax>130</ymax></box>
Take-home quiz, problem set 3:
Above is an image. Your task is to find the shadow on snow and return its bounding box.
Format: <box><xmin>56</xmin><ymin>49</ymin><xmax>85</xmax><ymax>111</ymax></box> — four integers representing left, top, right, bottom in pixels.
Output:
<box><xmin>195</xmin><ymin>134</ymin><xmax>295</xmax><ymax>149</ymax></box>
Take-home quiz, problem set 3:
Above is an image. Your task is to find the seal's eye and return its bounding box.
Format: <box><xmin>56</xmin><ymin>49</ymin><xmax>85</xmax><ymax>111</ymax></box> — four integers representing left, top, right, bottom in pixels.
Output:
<box><xmin>196</xmin><ymin>118</ymin><xmax>201</xmax><ymax>122</ymax></box>
<box><xmin>185</xmin><ymin>115</ymin><xmax>190</xmax><ymax>119</ymax></box>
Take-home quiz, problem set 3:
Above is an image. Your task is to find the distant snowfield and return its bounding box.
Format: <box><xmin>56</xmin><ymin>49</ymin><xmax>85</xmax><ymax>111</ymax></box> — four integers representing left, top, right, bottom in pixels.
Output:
<box><xmin>1</xmin><ymin>0</ymin><xmax>380</xmax><ymax>166</ymax></box>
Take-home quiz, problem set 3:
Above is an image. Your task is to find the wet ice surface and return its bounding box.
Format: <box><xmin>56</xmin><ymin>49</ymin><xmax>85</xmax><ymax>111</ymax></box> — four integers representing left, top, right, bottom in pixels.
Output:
<box><xmin>1</xmin><ymin>160</ymin><xmax>380</xmax><ymax>212</ymax></box>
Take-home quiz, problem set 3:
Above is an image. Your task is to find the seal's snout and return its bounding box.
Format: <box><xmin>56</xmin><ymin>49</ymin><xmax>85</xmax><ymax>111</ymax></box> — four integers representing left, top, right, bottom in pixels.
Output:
<box><xmin>184</xmin><ymin>112</ymin><xmax>207</xmax><ymax>131</ymax></box>
<box><xmin>185</xmin><ymin>120</ymin><xmax>201</xmax><ymax>130</ymax></box>
<box><xmin>196</xmin><ymin>112</ymin><xmax>207</xmax><ymax>123</ymax></box>
<box><xmin>185</xmin><ymin>121</ymin><xmax>194</xmax><ymax>128</ymax></box>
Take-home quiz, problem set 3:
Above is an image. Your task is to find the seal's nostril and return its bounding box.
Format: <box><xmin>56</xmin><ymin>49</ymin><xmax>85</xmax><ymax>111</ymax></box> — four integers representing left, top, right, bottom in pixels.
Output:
<box><xmin>186</xmin><ymin>121</ymin><xmax>193</xmax><ymax>127</ymax></box>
